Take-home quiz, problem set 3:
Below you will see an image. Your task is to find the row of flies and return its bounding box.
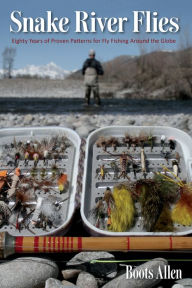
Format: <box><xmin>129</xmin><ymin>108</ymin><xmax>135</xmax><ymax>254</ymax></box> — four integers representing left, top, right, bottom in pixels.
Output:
<box><xmin>4</xmin><ymin>135</ymin><xmax>69</xmax><ymax>168</ymax></box>
<box><xmin>96</xmin><ymin>134</ymin><xmax>180</xmax><ymax>180</ymax></box>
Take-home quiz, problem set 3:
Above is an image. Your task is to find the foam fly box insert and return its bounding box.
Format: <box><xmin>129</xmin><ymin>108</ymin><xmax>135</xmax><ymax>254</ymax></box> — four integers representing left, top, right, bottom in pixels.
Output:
<box><xmin>81</xmin><ymin>126</ymin><xmax>192</xmax><ymax>236</ymax></box>
<box><xmin>0</xmin><ymin>127</ymin><xmax>80</xmax><ymax>236</ymax></box>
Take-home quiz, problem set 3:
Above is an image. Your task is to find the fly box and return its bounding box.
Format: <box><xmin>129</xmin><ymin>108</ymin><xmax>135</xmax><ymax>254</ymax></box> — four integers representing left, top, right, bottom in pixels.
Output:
<box><xmin>81</xmin><ymin>126</ymin><xmax>192</xmax><ymax>236</ymax></box>
<box><xmin>0</xmin><ymin>127</ymin><xmax>80</xmax><ymax>236</ymax></box>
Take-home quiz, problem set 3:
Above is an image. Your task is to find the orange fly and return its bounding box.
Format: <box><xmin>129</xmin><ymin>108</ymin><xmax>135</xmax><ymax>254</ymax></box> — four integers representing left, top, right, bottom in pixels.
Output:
<box><xmin>0</xmin><ymin>171</ymin><xmax>7</xmax><ymax>191</ymax></box>
<box><xmin>58</xmin><ymin>174</ymin><xmax>68</xmax><ymax>193</ymax></box>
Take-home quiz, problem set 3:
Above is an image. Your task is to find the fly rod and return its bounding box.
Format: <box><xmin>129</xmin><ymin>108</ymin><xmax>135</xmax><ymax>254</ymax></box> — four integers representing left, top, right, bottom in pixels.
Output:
<box><xmin>1</xmin><ymin>232</ymin><xmax>192</xmax><ymax>258</ymax></box>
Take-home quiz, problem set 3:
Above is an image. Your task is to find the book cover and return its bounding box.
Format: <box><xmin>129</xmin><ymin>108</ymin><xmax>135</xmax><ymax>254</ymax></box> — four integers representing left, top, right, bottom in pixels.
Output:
<box><xmin>0</xmin><ymin>1</ymin><xmax>192</xmax><ymax>287</ymax></box>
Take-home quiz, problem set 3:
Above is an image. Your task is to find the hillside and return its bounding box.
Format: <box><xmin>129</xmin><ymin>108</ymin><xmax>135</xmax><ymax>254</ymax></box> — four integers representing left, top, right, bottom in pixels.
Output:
<box><xmin>69</xmin><ymin>48</ymin><xmax>192</xmax><ymax>99</ymax></box>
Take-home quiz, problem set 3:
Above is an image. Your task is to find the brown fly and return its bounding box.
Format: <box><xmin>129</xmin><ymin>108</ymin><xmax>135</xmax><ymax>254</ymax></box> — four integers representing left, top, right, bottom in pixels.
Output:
<box><xmin>106</xmin><ymin>137</ymin><xmax>120</xmax><ymax>151</ymax></box>
<box><xmin>96</xmin><ymin>137</ymin><xmax>108</xmax><ymax>151</ymax></box>
<box><xmin>123</xmin><ymin>134</ymin><xmax>132</xmax><ymax>148</ymax></box>
<box><xmin>107</xmin><ymin>151</ymin><xmax>137</xmax><ymax>180</ymax></box>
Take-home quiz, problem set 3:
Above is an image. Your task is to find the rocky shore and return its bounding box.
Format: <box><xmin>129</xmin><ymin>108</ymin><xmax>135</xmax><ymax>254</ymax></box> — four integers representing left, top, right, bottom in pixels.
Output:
<box><xmin>0</xmin><ymin>112</ymin><xmax>192</xmax><ymax>138</ymax></box>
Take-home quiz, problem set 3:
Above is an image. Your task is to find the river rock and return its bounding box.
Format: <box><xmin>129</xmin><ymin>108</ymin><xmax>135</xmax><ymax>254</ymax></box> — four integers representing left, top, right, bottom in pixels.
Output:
<box><xmin>67</xmin><ymin>251</ymin><xmax>115</xmax><ymax>266</ymax></box>
<box><xmin>187</xmin><ymin>118</ymin><xmax>192</xmax><ymax>134</ymax></box>
<box><xmin>23</xmin><ymin>114</ymin><xmax>34</xmax><ymax>124</ymax></box>
<box><xmin>45</xmin><ymin>278</ymin><xmax>80</xmax><ymax>288</ymax></box>
<box><xmin>0</xmin><ymin>257</ymin><xmax>59</xmax><ymax>288</ymax></box>
<box><xmin>66</xmin><ymin>251</ymin><xmax>117</xmax><ymax>279</ymax></box>
<box><xmin>176</xmin><ymin>279</ymin><xmax>192</xmax><ymax>286</ymax></box>
<box><xmin>62</xmin><ymin>269</ymin><xmax>82</xmax><ymax>280</ymax></box>
<box><xmin>45</xmin><ymin>279</ymin><xmax>64</xmax><ymax>288</ymax></box>
<box><xmin>62</xmin><ymin>280</ymin><xmax>78</xmax><ymax>286</ymax></box>
<box><xmin>60</xmin><ymin>121</ymin><xmax>74</xmax><ymax>129</ymax></box>
<box><xmin>76</xmin><ymin>125</ymin><xmax>95</xmax><ymax>138</ymax></box>
<box><xmin>76</xmin><ymin>272</ymin><xmax>98</xmax><ymax>288</ymax></box>
<box><xmin>45</xmin><ymin>120</ymin><xmax>60</xmax><ymax>126</ymax></box>
<box><xmin>102</xmin><ymin>258</ymin><xmax>168</xmax><ymax>288</ymax></box>
<box><xmin>88</xmin><ymin>261</ymin><xmax>117</xmax><ymax>279</ymax></box>
<box><xmin>171</xmin><ymin>116</ymin><xmax>188</xmax><ymax>131</ymax></box>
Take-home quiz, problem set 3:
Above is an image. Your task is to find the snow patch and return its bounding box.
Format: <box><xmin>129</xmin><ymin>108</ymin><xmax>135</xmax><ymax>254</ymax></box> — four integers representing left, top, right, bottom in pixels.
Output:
<box><xmin>0</xmin><ymin>62</ymin><xmax>71</xmax><ymax>79</ymax></box>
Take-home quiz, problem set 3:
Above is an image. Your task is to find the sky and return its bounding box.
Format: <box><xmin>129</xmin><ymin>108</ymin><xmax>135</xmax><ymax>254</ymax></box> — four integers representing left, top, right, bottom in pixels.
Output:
<box><xmin>0</xmin><ymin>0</ymin><xmax>192</xmax><ymax>71</ymax></box>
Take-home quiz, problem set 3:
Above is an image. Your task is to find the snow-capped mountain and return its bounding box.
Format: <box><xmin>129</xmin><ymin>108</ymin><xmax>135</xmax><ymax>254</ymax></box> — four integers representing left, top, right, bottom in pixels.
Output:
<box><xmin>0</xmin><ymin>62</ymin><xmax>71</xmax><ymax>79</ymax></box>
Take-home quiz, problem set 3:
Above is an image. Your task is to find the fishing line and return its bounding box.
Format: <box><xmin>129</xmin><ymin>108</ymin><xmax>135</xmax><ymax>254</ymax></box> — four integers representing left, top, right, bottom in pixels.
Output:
<box><xmin>90</xmin><ymin>259</ymin><xmax>192</xmax><ymax>264</ymax></box>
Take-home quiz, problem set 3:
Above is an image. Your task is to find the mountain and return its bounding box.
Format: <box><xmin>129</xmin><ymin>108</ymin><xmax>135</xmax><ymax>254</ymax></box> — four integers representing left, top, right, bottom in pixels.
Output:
<box><xmin>0</xmin><ymin>62</ymin><xmax>71</xmax><ymax>79</ymax></box>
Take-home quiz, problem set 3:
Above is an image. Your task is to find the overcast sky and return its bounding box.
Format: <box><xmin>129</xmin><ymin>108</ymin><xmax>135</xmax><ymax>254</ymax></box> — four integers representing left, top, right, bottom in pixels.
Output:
<box><xmin>1</xmin><ymin>0</ymin><xmax>191</xmax><ymax>70</ymax></box>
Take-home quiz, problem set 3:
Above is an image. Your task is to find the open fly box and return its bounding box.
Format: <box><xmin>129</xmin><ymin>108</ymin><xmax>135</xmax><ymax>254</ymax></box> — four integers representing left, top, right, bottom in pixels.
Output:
<box><xmin>0</xmin><ymin>127</ymin><xmax>80</xmax><ymax>236</ymax></box>
<box><xmin>81</xmin><ymin>126</ymin><xmax>192</xmax><ymax>236</ymax></box>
